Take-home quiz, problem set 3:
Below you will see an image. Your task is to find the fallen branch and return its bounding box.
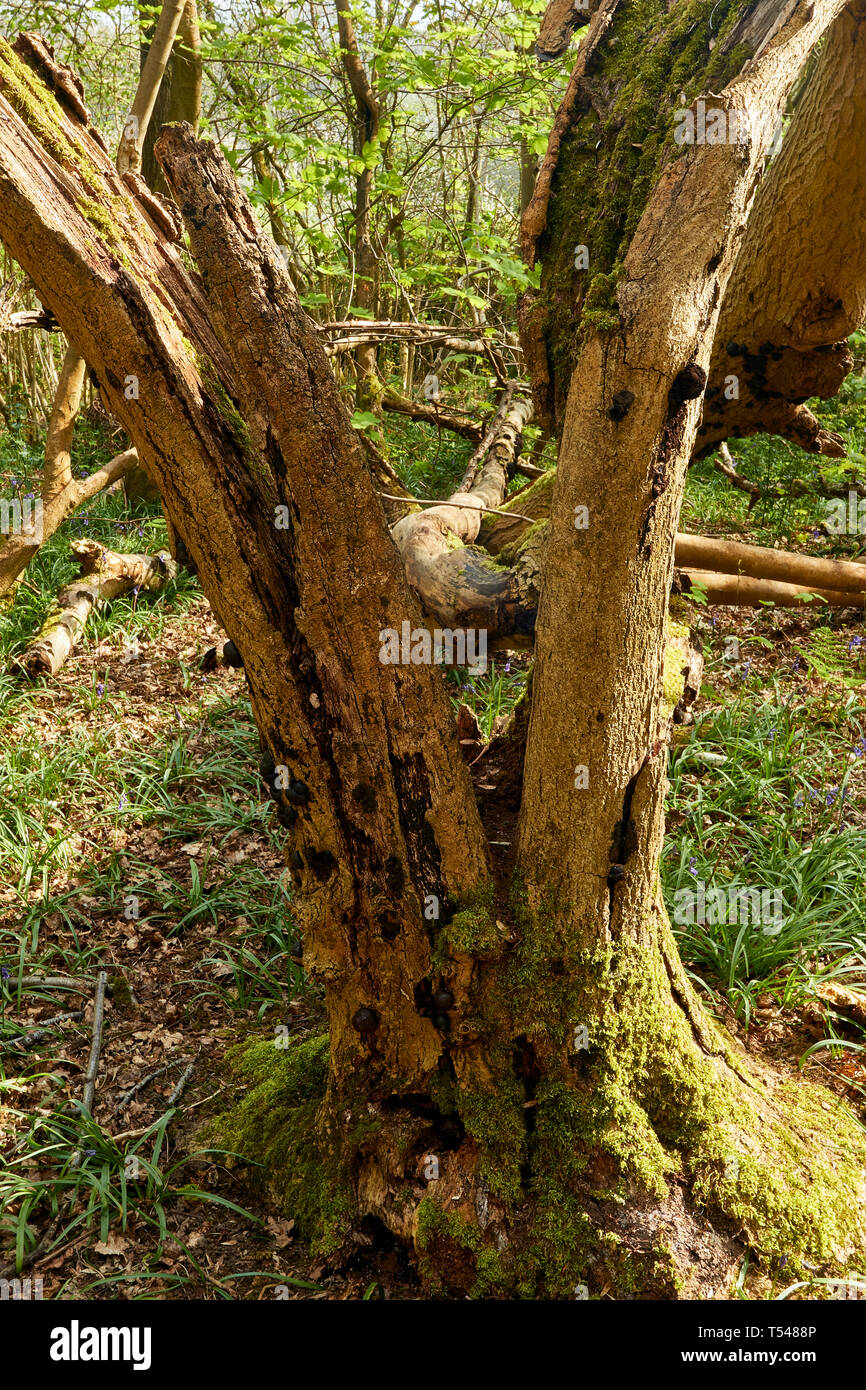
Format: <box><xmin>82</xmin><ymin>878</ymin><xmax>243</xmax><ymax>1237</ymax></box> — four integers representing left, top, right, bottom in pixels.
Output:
<box><xmin>713</xmin><ymin>442</ymin><xmax>762</xmax><ymax>505</ymax></box>
<box><xmin>391</xmin><ymin>394</ymin><xmax>539</xmax><ymax>638</ymax></box>
<box><xmin>14</xmin><ymin>539</ymin><xmax>176</xmax><ymax>678</ymax></box>
<box><xmin>0</xmin><ymin>1009</ymin><xmax>84</xmax><ymax>1050</ymax></box>
<box><xmin>1</xmin><ymin>305</ymin><xmax>58</xmax><ymax>332</ymax></box>
<box><xmin>115</xmin><ymin>1055</ymin><xmax>193</xmax><ymax>1112</ymax></box>
<box><xmin>380</xmin><ymin>388</ymin><xmax>485</xmax><ymax>441</ymax></box>
<box><xmin>80</xmin><ymin>970</ymin><xmax>108</xmax><ymax>1118</ymax></box>
<box><xmin>674</xmin><ymin>532</ymin><xmax>866</xmax><ymax>595</ymax></box>
<box><xmin>677</xmin><ymin>568</ymin><xmax>865</xmax><ymax>608</ymax></box>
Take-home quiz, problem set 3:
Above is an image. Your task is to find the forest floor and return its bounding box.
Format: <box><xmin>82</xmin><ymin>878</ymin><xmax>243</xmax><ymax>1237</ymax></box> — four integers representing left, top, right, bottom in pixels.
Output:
<box><xmin>2</xmin><ymin>411</ymin><xmax>866</xmax><ymax>1300</ymax></box>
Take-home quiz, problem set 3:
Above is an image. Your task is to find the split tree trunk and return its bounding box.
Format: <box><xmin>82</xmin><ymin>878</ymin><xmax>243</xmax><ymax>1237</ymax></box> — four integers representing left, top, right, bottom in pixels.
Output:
<box><xmin>1</xmin><ymin>6</ymin><xmax>865</xmax><ymax>1298</ymax></box>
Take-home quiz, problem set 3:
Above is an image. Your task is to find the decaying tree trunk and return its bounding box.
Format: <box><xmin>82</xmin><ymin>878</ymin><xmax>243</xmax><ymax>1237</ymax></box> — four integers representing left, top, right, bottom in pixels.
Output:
<box><xmin>14</xmin><ymin>539</ymin><xmax>176</xmax><ymax>677</ymax></box>
<box><xmin>2</xmin><ymin>1</ymin><xmax>865</xmax><ymax>1300</ymax></box>
<box><xmin>0</xmin><ymin>38</ymin><xmax>494</xmax><ymax>1255</ymax></box>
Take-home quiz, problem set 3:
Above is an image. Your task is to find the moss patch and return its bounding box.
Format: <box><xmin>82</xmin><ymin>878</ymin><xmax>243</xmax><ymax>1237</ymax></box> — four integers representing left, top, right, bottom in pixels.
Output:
<box><xmin>206</xmin><ymin>1033</ymin><xmax>357</xmax><ymax>1256</ymax></box>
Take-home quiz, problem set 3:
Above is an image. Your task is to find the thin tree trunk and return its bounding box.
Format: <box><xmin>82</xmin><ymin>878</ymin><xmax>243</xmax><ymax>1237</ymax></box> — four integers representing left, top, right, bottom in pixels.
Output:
<box><xmin>116</xmin><ymin>0</ymin><xmax>188</xmax><ymax>177</ymax></box>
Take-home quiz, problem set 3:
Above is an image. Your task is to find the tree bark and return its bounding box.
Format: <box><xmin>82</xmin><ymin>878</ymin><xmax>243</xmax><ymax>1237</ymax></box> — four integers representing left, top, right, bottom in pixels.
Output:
<box><xmin>514</xmin><ymin>0</ymin><xmax>866</xmax><ymax>1296</ymax></box>
<box><xmin>698</xmin><ymin>0</ymin><xmax>866</xmax><ymax>457</ymax></box>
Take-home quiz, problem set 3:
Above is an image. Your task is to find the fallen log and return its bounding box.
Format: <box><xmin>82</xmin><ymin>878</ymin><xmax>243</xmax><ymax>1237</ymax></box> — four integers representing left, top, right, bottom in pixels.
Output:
<box><xmin>677</xmin><ymin>569</ymin><xmax>865</xmax><ymax>609</ymax></box>
<box><xmin>14</xmin><ymin>539</ymin><xmax>176</xmax><ymax>677</ymax></box>
<box><xmin>674</xmin><ymin>532</ymin><xmax>866</xmax><ymax>594</ymax></box>
<box><xmin>391</xmin><ymin>394</ymin><xmax>539</xmax><ymax>641</ymax></box>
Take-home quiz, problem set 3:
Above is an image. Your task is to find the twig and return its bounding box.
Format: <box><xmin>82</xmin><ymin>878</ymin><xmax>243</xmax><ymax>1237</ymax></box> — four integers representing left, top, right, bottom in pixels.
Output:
<box><xmin>110</xmin><ymin>1064</ymin><xmax>194</xmax><ymax>1145</ymax></box>
<box><xmin>714</xmin><ymin>442</ymin><xmax>761</xmax><ymax>506</ymax></box>
<box><xmin>378</xmin><ymin>492</ymin><xmax>537</xmax><ymax>522</ymax></box>
<box><xmin>9</xmin><ymin>975</ymin><xmax>92</xmax><ymax>995</ymax></box>
<box><xmin>115</xmin><ymin>1055</ymin><xmax>193</xmax><ymax>1112</ymax></box>
<box><xmin>0</xmin><ymin>1009</ymin><xmax>84</xmax><ymax>1050</ymax></box>
<box><xmin>80</xmin><ymin>970</ymin><xmax>108</xmax><ymax>1118</ymax></box>
<box><xmin>168</xmin><ymin>1061</ymin><xmax>194</xmax><ymax>1106</ymax></box>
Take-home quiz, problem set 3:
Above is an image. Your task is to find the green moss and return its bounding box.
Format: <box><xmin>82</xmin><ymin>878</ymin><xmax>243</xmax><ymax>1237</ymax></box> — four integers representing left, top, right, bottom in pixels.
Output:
<box><xmin>690</xmin><ymin>1078</ymin><xmax>866</xmax><ymax>1278</ymax></box>
<box><xmin>432</xmin><ymin>882</ymin><xmax>500</xmax><ymax>967</ymax></box>
<box><xmin>537</xmin><ymin>0</ymin><xmax>758</xmax><ymax>397</ymax></box>
<box><xmin>74</xmin><ymin>197</ymin><xmax>132</xmax><ymax>267</ymax></box>
<box><xmin>0</xmin><ymin>39</ymin><xmax>103</xmax><ymax>190</ymax></box>
<box><xmin>196</xmin><ymin>352</ymin><xmax>270</xmax><ymax>485</ymax></box>
<box><xmin>206</xmin><ymin>1033</ymin><xmax>358</xmax><ymax>1256</ymax></box>
<box><xmin>456</xmin><ymin>1083</ymin><xmax>525</xmax><ymax>1204</ymax></box>
<box><xmin>661</xmin><ymin>618</ymin><xmax>691</xmax><ymax>716</ymax></box>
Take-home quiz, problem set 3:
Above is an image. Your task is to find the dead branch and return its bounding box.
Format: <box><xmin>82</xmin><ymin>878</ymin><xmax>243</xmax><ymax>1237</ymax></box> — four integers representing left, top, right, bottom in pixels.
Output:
<box><xmin>0</xmin><ymin>1009</ymin><xmax>85</xmax><ymax>1050</ymax></box>
<box><xmin>380</xmin><ymin>388</ymin><xmax>485</xmax><ymax>441</ymax></box>
<box><xmin>713</xmin><ymin>442</ymin><xmax>761</xmax><ymax>505</ymax></box>
<box><xmin>2</xmin><ymin>306</ymin><xmax>58</xmax><ymax>332</ymax></box>
<box><xmin>674</xmin><ymin>532</ymin><xmax>866</xmax><ymax>594</ymax></box>
<box><xmin>115</xmin><ymin>1056</ymin><xmax>193</xmax><ymax>1112</ymax></box>
<box><xmin>677</xmin><ymin>569</ymin><xmax>865</xmax><ymax>608</ymax></box>
<box><xmin>14</xmin><ymin>539</ymin><xmax>176</xmax><ymax>678</ymax></box>
<box><xmin>535</xmin><ymin>0</ymin><xmax>595</xmax><ymax>61</ymax></box>
<box><xmin>81</xmin><ymin>971</ymin><xmax>108</xmax><ymax>1117</ymax></box>
<box><xmin>391</xmin><ymin>394</ymin><xmax>538</xmax><ymax>638</ymax></box>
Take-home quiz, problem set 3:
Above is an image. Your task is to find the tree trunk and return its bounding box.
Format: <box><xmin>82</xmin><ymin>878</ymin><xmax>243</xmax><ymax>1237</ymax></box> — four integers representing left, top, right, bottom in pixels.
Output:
<box><xmin>698</xmin><ymin>0</ymin><xmax>866</xmax><ymax>457</ymax></box>
<box><xmin>336</xmin><ymin>0</ymin><xmax>381</xmax><ymax>408</ymax></box>
<box><xmin>513</xmin><ymin>0</ymin><xmax>866</xmax><ymax>1296</ymax></box>
<box><xmin>140</xmin><ymin>0</ymin><xmax>201</xmax><ymax>197</ymax></box>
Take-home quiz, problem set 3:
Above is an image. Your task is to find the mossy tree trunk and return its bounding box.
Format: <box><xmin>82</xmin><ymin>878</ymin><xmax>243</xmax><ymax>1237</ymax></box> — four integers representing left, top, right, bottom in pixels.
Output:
<box><xmin>1</xmin><ymin>7</ymin><xmax>865</xmax><ymax>1299</ymax></box>
<box><xmin>509</xmin><ymin>0</ymin><xmax>866</xmax><ymax>1297</ymax></box>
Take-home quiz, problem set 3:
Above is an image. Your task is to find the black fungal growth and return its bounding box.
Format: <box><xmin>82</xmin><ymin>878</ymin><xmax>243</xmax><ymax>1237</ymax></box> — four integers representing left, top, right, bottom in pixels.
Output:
<box><xmin>352</xmin><ymin>1007</ymin><xmax>378</xmax><ymax>1034</ymax></box>
<box><xmin>668</xmin><ymin>362</ymin><xmax>707</xmax><ymax>407</ymax></box>
<box><xmin>608</xmin><ymin>388</ymin><xmax>635</xmax><ymax>421</ymax></box>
